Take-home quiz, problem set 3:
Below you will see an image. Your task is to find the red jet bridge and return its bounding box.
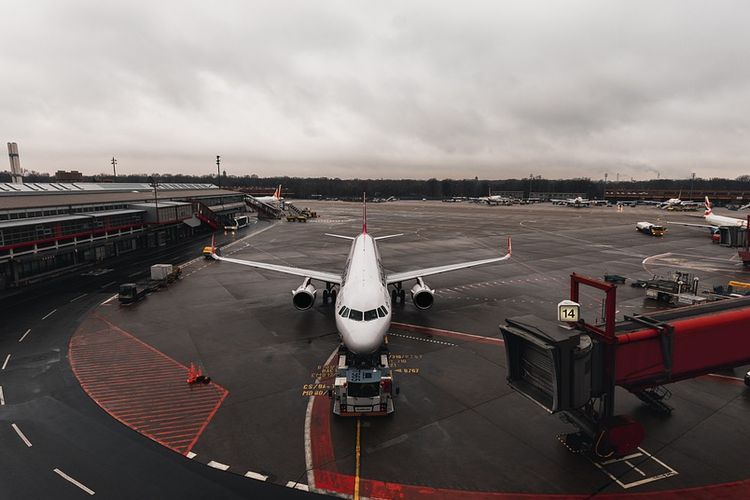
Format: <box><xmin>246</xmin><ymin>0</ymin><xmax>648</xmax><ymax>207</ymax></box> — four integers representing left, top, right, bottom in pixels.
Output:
<box><xmin>500</xmin><ymin>273</ymin><xmax>750</xmax><ymax>459</ymax></box>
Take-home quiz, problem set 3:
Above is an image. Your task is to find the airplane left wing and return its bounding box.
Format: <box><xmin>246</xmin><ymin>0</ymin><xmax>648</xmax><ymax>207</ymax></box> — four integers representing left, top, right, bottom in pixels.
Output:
<box><xmin>386</xmin><ymin>237</ymin><xmax>511</xmax><ymax>284</ymax></box>
<box><xmin>213</xmin><ymin>254</ymin><xmax>341</xmax><ymax>284</ymax></box>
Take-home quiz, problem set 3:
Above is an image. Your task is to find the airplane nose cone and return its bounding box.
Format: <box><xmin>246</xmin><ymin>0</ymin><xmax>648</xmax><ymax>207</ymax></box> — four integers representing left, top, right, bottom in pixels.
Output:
<box><xmin>338</xmin><ymin>321</ymin><xmax>386</xmax><ymax>354</ymax></box>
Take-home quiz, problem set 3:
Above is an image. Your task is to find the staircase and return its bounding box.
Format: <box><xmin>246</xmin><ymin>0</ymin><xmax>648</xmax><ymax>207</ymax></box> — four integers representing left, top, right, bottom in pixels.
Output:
<box><xmin>244</xmin><ymin>195</ymin><xmax>283</xmax><ymax>219</ymax></box>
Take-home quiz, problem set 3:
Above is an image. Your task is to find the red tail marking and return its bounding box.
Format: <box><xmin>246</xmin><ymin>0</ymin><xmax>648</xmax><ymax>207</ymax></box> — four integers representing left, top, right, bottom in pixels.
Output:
<box><xmin>507</xmin><ymin>236</ymin><xmax>512</xmax><ymax>256</ymax></box>
<box><xmin>362</xmin><ymin>192</ymin><xmax>367</xmax><ymax>234</ymax></box>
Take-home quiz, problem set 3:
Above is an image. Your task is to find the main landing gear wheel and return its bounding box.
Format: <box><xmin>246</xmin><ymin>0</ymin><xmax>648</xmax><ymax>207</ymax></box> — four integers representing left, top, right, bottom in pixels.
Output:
<box><xmin>322</xmin><ymin>289</ymin><xmax>329</xmax><ymax>304</ymax></box>
<box><xmin>391</xmin><ymin>289</ymin><xmax>398</xmax><ymax>303</ymax></box>
<box><xmin>330</xmin><ymin>289</ymin><xmax>337</xmax><ymax>303</ymax></box>
<box><xmin>399</xmin><ymin>289</ymin><xmax>406</xmax><ymax>303</ymax></box>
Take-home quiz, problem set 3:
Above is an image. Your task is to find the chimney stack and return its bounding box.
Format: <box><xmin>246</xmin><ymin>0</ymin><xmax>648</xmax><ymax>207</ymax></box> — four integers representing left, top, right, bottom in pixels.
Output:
<box><xmin>7</xmin><ymin>142</ymin><xmax>23</xmax><ymax>184</ymax></box>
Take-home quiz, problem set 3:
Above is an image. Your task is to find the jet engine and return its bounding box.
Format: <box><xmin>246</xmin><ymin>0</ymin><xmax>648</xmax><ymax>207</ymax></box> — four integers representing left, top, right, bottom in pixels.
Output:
<box><xmin>292</xmin><ymin>279</ymin><xmax>317</xmax><ymax>310</ymax></box>
<box><xmin>410</xmin><ymin>278</ymin><xmax>435</xmax><ymax>310</ymax></box>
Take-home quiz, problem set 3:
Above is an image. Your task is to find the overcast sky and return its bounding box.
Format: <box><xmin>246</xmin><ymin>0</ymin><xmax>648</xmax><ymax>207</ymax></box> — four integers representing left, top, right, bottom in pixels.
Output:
<box><xmin>2</xmin><ymin>1</ymin><xmax>749</xmax><ymax>180</ymax></box>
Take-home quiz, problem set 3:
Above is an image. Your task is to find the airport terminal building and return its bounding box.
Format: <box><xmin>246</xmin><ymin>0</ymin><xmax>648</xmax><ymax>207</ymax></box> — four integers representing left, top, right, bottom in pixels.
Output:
<box><xmin>0</xmin><ymin>182</ymin><xmax>250</xmax><ymax>288</ymax></box>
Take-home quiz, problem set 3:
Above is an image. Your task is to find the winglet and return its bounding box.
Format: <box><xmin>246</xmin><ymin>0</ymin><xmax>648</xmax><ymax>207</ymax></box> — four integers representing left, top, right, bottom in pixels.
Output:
<box><xmin>362</xmin><ymin>192</ymin><xmax>367</xmax><ymax>234</ymax></box>
<box><xmin>507</xmin><ymin>236</ymin><xmax>512</xmax><ymax>257</ymax></box>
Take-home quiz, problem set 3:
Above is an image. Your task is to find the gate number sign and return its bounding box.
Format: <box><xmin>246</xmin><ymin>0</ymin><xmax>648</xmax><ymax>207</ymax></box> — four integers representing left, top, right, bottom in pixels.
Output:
<box><xmin>557</xmin><ymin>300</ymin><xmax>580</xmax><ymax>322</ymax></box>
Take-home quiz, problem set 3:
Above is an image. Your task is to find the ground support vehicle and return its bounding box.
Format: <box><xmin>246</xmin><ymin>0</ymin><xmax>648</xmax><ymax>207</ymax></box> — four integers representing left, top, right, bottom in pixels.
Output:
<box><xmin>332</xmin><ymin>345</ymin><xmax>395</xmax><ymax>416</ymax></box>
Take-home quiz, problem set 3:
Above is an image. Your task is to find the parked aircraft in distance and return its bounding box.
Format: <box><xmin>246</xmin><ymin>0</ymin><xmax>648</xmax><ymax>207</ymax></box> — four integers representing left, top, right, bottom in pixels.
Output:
<box><xmin>210</xmin><ymin>195</ymin><xmax>512</xmax><ymax>354</ymax></box>
<box><xmin>253</xmin><ymin>185</ymin><xmax>283</xmax><ymax>204</ymax></box>
<box><xmin>668</xmin><ymin>197</ymin><xmax>748</xmax><ymax>232</ymax></box>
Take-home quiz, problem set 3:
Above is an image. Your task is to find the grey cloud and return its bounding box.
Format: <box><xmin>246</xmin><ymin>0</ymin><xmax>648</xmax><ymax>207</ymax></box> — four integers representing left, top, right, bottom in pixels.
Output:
<box><xmin>1</xmin><ymin>0</ymin><xmax>749</xmax><ymax>180</ymax></box>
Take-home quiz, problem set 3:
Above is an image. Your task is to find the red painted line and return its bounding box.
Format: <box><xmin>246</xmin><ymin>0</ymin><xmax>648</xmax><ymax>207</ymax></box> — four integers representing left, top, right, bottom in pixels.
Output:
<box><xmin>309</xmin><ymin>325</ymin><xmax>750</xmax><ymax>500</ymax></box>
<box><xmin>184</xmin><ymin>388</ymin><xmax>229</xmax><ymax>453</ymax></box>
<box><xmin>69</xmin><ymin>318</ymin><xmax>228</xmax><ymax>457</ymax></box>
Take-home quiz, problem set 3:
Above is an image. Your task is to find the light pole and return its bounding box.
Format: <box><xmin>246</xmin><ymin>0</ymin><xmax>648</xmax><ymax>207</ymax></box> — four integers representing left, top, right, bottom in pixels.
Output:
<box><xmin>111</xmin><ymin>157</ymin><xmax>117</xmax><ymax>178</ymax></box>
<box><xmin>216</xmin><ymin>155</ymin><xmax>221</xmax><ymax>188</ymax></box>
<box><xmin>690</xmin><ymin>172</ymin><xmax>696</xmax><ymax>201</ymax></box>
<box><xmin>148</xmin><ymin>175</ymin><xmax>160</xmax><ymax>224</ymax></box>
<box><xmin>604</xmin><ymin>173</ymin><xmax>608</xmax><ymax>199</ymax></box>
<box><xmin>529</xmin><ymin>173</ymin><xmax>533</xmax><ymax>199</ymax></box>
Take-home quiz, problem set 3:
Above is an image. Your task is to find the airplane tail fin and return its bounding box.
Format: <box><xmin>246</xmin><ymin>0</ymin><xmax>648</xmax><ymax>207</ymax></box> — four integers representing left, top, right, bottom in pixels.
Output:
<box><xmin>704</xmin><ymin>196</ymin><xmax>713</xmax><ymax>216</ymax></box>
<box><xmin>362</xmin><ymin>192</ymin><xmax>367</xmax><ymax>234</ymax></box>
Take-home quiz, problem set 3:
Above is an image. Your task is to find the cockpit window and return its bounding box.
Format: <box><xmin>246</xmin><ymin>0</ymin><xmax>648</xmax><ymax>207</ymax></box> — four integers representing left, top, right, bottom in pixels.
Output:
<box><xmin>339</xmin><ymin>306</ymin><xmax>350</xmax><ymax>317</ymax></box>
<box><xmin>364</xmin><ymin>309</ymin><xmax>378</xmax><ymax>321</ymax></box>
<box><xmin>376</xmin><ymin>307</ymin><xmax>385</xmax><ymax>318</ymax></box>
<box><xmin>348</xmin><ymin>309</ymin><xmax>363</xmax><ymax>321</ymax></box>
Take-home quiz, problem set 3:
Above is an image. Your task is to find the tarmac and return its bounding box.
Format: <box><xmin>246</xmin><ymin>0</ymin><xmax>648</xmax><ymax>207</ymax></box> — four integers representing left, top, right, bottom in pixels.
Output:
<box><xmin>6</xmin><ymin>200</ymin><xmax>750</xmax><ymax>498</ymax></box>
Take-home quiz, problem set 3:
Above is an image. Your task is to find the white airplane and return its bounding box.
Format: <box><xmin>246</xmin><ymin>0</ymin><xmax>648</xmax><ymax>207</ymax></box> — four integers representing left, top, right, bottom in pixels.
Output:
<box><xmin>564</xmin><ymin>196</ymin><xmax>591</xmax><ymax>207</ymax></box>
<box><xmin>253</xmin><ymin>185</ymin><xmax>283</xmax><ymax>204</ymax></box>
<box><xmin>669</xmin><ymin>196</ymin><xmax>747</xmax><ymax>229</ymax></box>
<box><xmin>210</xmin><ymin>196</ymin><xmax>512</xmax><ymax>354</ymax></box>
<box><xmin>471</xmin><ymin>189</ymin><xmax>512</xmax><ymax>206</ymax></box>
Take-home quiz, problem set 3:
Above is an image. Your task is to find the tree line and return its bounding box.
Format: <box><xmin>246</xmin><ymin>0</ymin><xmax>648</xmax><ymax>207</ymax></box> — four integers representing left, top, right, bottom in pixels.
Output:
<box><xmin>1</xmin><ymin>170</ymin><xmax>748</xmax><ymax>199</ymax></box>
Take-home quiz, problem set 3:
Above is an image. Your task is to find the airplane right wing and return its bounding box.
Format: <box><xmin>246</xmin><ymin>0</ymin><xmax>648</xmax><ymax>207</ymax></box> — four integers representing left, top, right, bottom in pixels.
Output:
<box><xmin>386</xmin><ymin>237</ymin><xmax>511</xmax><ymax>284</ymax></box>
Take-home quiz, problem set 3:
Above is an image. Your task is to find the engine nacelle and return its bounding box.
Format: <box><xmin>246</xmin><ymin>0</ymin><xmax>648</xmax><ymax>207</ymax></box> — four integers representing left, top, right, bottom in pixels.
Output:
<box><xmin>410</xmin><ymin>281</ymin><xmax>435</xmax><ymax>310</ymax></box>
<box><xmin>292</xmin><ymin>282</ymin><xmax>317</xmax><ymax>310</ymax></box>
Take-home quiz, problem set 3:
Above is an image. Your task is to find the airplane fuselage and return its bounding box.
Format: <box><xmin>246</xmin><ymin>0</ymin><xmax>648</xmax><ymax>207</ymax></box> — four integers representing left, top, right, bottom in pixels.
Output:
<box><xmin>707</xmin><ymin>213</ymin><xmax>747</xmax><ymax>228</ymax></box>
<box><xmin>334</xmin><ymin>234</ymin><xmax>392</xmax><ymax>354</ymax></box>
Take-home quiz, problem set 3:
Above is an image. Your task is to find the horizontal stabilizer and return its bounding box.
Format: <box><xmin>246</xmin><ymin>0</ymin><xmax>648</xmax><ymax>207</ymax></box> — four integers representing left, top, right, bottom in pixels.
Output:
<box><xmin>374</xmin><ymin>234</ymin><xmax>404</xmax><ymax>241</ymax></box>
<box><xmin>324</xmin><ymin>233</ymin><xmax>355</xmax><ymax>240</ymax></box>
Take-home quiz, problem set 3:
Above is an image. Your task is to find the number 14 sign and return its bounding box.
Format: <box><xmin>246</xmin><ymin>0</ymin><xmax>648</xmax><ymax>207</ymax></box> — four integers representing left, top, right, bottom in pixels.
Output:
<box><xmin>557</xmin><ymin>300</ymin><xmax>580</xmax><ymax>322</ymax></box>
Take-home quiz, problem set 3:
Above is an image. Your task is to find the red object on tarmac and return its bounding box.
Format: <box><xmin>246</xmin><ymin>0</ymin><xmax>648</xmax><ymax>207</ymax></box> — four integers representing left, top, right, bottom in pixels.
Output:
<box><xmin>187</xmin><ymin>363</ymin><xmax>202</xmax><ymax>384</ymax></box>
<box><xmin>598</xmin><ymin>416</ymin><xmax>645</xmax><ymax>458</ymax></box>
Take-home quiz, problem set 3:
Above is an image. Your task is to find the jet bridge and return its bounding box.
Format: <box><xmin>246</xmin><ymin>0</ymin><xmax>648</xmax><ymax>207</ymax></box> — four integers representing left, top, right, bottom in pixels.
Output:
<box><xmin>500</xmin><ymin>273</ymin><xmax>750</xmax><ymax>459</ymax></box>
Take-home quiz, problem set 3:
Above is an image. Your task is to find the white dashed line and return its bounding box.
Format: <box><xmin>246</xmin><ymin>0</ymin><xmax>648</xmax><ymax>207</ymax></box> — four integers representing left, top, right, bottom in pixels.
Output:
<box><xmin>127</xmin><ymin>271</ymin><xmax>142</xmax><ymax>278</ymax></box>
<box><xmin>389</xmin><ymin>332</ymin><xmax>456</xmax><ymax>346</ymax></box>
<box><xmin>12</xmin><ymin>423</ymin><xmax>32</xmax><ymax>447</ymax></box>
<box><xmin>0</xmin><ymin>386</ymin><xmax>4</xmax><ymax>405</ymax></box>
<box><xmin>1</xmin><ymin>354</ymin><xmax>9</xmax><ymax>370</ymax></box>
<box><xmin>186</xmin><ymin>451</ymin><xmax>197</xmax><ymax>459</ymax></box>
<box><xmin>53</xmin><ymin>469</ymin><xmax>95</xmax><ymax>496</ymax></box>
<box><xmin>244</xmin><ymin>471</ymin><xmax>268</xmax><ymax>481</ymax></box>
<box><xmin>99</xmin><ymin>280</ymin><xmax>116</xmax><ymax>289</ymax></box>
<box><xmin>100</xmin><ymin>294</ymin><xmax>118</xmax><ymax>306</ymax></box>
<box><xmin>42</xmin><ymin>309</ymin><xmax>57</xmax><ymax>320</ymax></box>
<box><xmin>286</xmin><ymin>481</ymin><xmax>309</xmax><ymax>491</ymax></box>
<box><xmin>70</xmin><ymin>293</ymin><xmax>88</xmax><ymax>303</ymax></box>
<box><xmin>207</xmin><ymin>460</ymin><xmax>230</xmax><ymax>471</ymax></box>
<box><xmin>18</xmin><ymin>329</ymin><xmax>31</xmax><ymax>342</ymax></box>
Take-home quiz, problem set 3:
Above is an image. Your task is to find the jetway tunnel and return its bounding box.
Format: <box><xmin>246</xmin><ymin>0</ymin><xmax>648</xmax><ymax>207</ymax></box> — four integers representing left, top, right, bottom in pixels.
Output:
<box><xmin>500</xmin><ymin>274</ymin><xmax>750</xmax><ymax>459</ymax></box>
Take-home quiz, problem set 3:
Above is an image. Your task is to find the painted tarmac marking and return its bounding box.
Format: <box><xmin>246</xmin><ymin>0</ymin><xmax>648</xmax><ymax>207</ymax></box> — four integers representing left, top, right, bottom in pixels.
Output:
<box><xmin>186</xmin><ymin>451</ymin><xmax>197</xmax><ymax>459</ymax></box>
<box><xmin>127</xmin><ymin>271</ymin><xmax>142</xmax><ymax>278</ymax></box>
<box><xmin>99</xmin><ymin>280</ymin><xmax>117</xmax><ymax>289</ymax></box>
<box><xmin>70</xmin><ymin>293</ymin><xmax>88</xmax><ymax>303</ymax></box>
<box><xmin>354</xmin><ymin>418</ymin><xmax>361</xmax><ymax>500</ymax></box>
<box><xmin>707</xmin><ymin>373</ymin><xmax>744</xmax><ymax>382</ymax></box>
<box><xmin>53</xmin><ymin>469</ymin><xmax>95</xmax><ymax>495</ymax></box>
<box><xmin>244</xmin><ymin>471</ymin><xmax>268</xmax><ymax>481</ymax></box>
<box><xmin>0</xmin><ymin>386</ymin><xmax>4</xmax><ymax>405</ymax></box>
<box><xmin>12</xmin><ymin>423</ymin><xmax>32</xmax><ymax>447</ymax></box>
<box><xmin>388</xmin><ymin>333</ymin><xmax>456</xmax><ymax>346</ymax></box>
<box><xmin>285</xmin><ymin>481</ymin><xmax>309</xmax><ymax>491</ymax></box>
<box><xmin>592</xmin><ymin>447</ymin><xmax>678</xmax><ymax>489</ymax></box>
<box><xmin>1</xmin><ymin>354</ymin><xmax>9</xmax><ymax>370</ymax></box>
<box><xmin>18</xmin><ymin>329</ymin><xmax>31</xmax><ymax>342</ymax></box>
<box><xmin>304</xmin><ymin>347</ymin><xmax>339</xmax><ymax>491</ymax></box>
<box><xmin>100</xmin><ymin>294</ymin><xmax>118</xmax><ymax>306</ymax></box>
<box><xmin>207</xmin><ymin>460</ymin><xmax>230</xmax><ymax>471</ymax></box>
<box><xmin>42</xmin><ymin>309</ymin><xmax>57</xmax><ymax>320</ymax></box>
